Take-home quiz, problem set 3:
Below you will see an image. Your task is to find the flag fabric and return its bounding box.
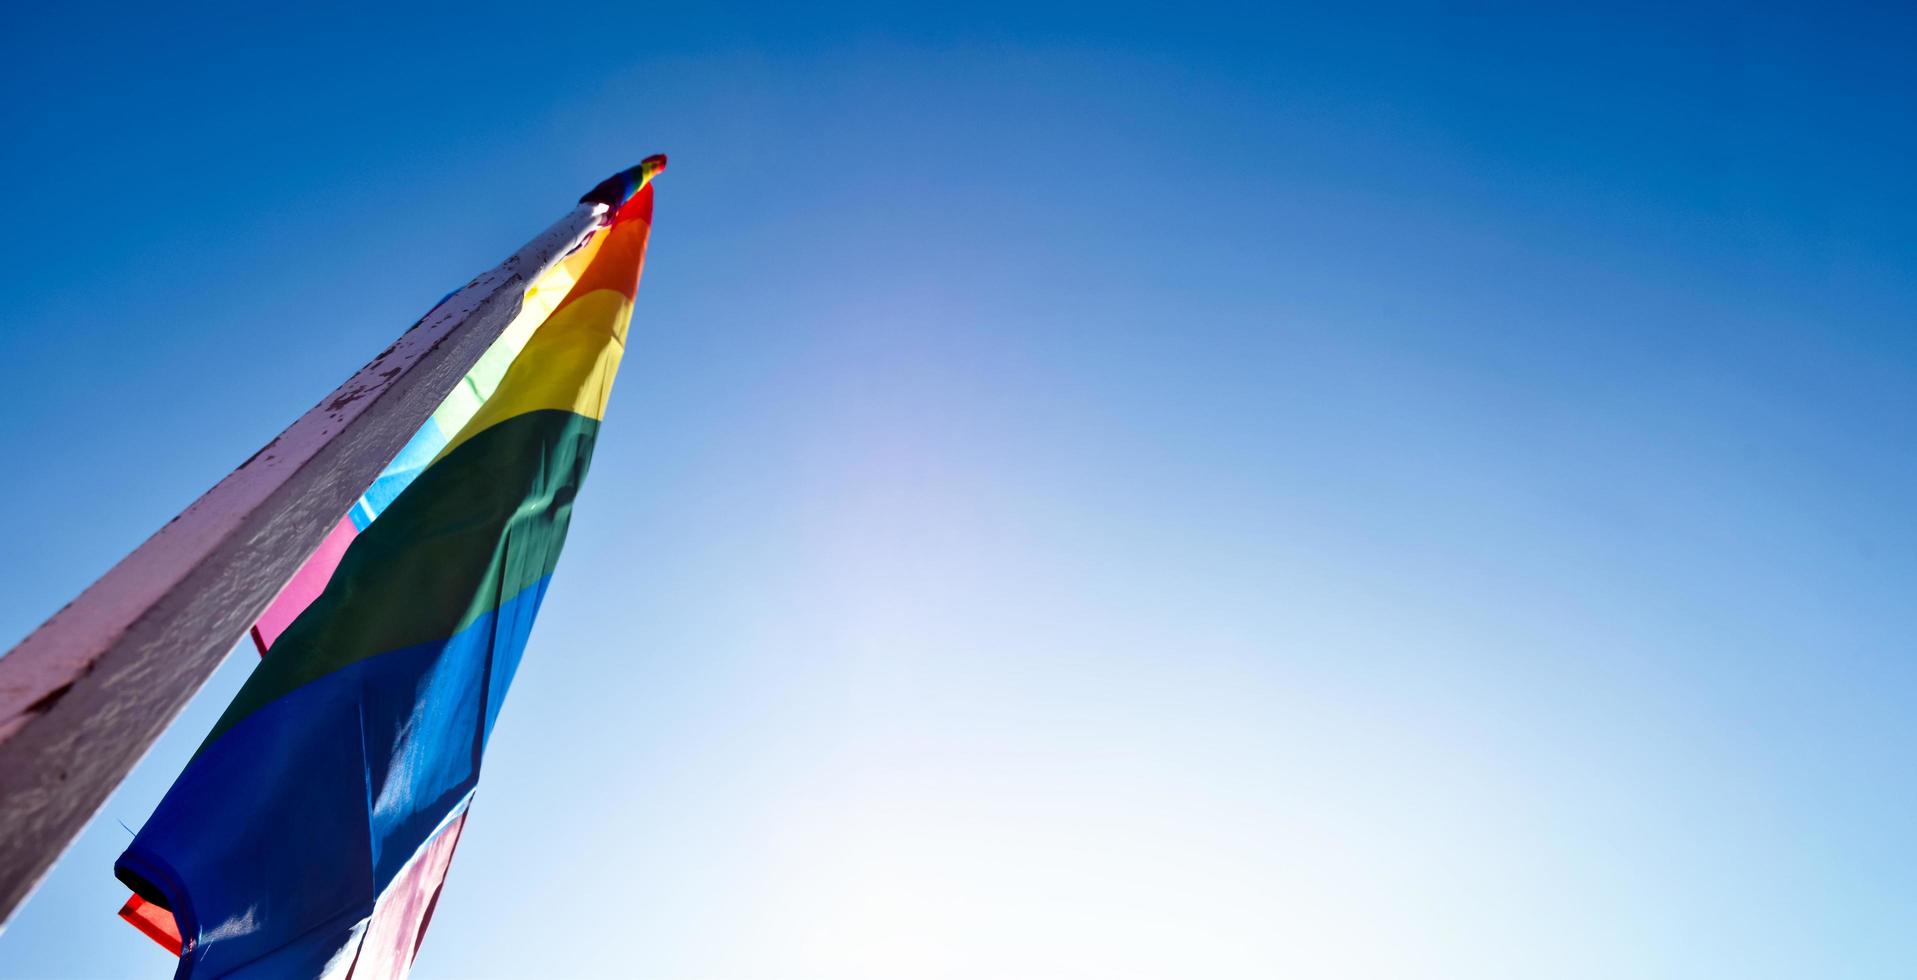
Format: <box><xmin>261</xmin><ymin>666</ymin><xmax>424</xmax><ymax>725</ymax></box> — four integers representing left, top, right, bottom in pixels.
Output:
<box><xmin>247</xmin><ymin>227</ymin><xmax>611</xmax><ymax>656</ymax></box>
<box><xmin>114</xmin><ymin>158</ymin><xmax>663</xmax><ymax>978</ymax></box>
<box><xmin>118</xmin><ymin>894</ymin><xmax>185</xmax><ymax>956</ymax></box>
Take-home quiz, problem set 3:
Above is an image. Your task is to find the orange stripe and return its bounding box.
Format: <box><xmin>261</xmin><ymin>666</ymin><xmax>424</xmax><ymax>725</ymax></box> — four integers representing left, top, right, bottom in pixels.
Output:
<box><xmin>550</xmin><ymin>184</ymin><xmax>653</xmax><ymax>317</ymax></box>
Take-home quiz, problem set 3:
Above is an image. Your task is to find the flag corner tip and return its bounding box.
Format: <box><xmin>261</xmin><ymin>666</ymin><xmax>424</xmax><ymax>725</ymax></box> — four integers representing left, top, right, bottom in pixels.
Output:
<box><xmin>580</xmin><ymin>155</ymin><xmax>669</xmax><ymax>207</ymax></box>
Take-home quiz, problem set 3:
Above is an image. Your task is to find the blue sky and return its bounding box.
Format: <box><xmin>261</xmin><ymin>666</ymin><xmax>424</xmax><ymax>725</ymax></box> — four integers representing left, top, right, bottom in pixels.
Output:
<box><xmin>2</xmin><ymin>3</ymin><xmax>1915</xmax><ymax>976</ymax></box>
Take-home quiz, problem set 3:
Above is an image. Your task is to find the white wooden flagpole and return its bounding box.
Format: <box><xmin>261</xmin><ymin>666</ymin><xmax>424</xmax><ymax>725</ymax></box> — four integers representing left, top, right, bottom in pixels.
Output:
<box><xmin>0</xmin><ymin>169</ymin><xmax>641</xmax><ymax>927</ymax></box>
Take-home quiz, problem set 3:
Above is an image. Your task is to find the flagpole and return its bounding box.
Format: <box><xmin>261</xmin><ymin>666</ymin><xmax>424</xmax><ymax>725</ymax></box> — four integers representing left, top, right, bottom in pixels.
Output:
<box><xmin>0</xmin><ymin>164</ymin><xmax>650</xmax><ymax>928</ymax></box>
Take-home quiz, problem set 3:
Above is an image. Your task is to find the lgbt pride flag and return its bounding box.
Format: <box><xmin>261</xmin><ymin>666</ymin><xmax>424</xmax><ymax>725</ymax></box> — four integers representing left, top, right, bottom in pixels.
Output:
<box><xmin>113</xmin><ymin>157</ymin><xmax>663</xmax><ymax>978</ymax></box>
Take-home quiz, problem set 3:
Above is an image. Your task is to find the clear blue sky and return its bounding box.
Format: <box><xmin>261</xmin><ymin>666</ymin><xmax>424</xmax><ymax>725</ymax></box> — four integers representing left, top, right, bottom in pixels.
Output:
<box><xmin>2</xmin><ymin>2</ymin><xmax>1915</xmax><ymax>977</ymax></box>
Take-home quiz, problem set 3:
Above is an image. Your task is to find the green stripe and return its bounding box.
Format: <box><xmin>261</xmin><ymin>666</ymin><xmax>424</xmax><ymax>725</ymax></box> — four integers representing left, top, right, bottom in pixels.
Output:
<box><xmin>203</xmin><ymin>409</ymin><xmax>602</xmax><ymax>751</ymax></box>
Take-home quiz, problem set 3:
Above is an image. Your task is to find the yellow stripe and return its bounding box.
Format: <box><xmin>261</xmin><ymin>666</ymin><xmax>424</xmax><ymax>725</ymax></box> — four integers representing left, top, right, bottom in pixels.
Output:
<box><xmin>427</xmin><ymin>232</ymin><xmax>609</xmax><ymax>435</ymax></box>
<box><xmin>432</xmin><ymin>287</ymin><xmax>632</xmax><ymax>463</ymax></box>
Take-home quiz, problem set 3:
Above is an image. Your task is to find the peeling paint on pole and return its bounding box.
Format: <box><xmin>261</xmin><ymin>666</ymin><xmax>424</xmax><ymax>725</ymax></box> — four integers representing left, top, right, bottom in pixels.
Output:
<box><xmin>0</xmin><ymin>199</ymin><xmax>610</xmax><ymax>927</ymax></box>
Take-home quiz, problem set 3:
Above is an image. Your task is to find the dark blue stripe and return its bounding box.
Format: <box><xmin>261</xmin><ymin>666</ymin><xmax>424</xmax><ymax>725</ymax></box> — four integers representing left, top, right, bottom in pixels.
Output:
<box><xmin>116</xmin><ymin>577</ymin><xmax>552</xmax><ymax>977</ymax></box>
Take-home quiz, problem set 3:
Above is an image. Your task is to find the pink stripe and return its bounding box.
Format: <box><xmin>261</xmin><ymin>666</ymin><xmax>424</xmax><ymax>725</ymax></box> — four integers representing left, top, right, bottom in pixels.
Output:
<box><xmin>348</xmin><ymin>808</ymin><xmax>469</xmax><ymax>979</ymax></box>
<box><xmin>250</xmin><ymin>517</ymin><xmax>358</xmax><ymax>655</ymax></box>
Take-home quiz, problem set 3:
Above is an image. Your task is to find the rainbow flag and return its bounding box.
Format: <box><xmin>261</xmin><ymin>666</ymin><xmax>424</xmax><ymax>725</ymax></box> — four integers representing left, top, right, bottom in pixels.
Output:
<box><xmin>113</xmin><ymin>158</ymin><xmax>663</xmax><ymax>978</ymax></box>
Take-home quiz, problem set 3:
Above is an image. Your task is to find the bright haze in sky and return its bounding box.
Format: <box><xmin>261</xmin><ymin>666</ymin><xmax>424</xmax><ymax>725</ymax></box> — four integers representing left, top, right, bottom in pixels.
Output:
<box><xmin>1</xmin><ymin>3</ymin><xmax>1914</xmax><ymax>977</ymax></box>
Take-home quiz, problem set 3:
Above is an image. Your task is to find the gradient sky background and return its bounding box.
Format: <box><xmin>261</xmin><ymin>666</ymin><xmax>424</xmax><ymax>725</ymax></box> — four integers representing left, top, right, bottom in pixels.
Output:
<box><xmin>2</xmin><ymin>3</ymin><xmax>1915</xmax><ymax>977</ymax></box>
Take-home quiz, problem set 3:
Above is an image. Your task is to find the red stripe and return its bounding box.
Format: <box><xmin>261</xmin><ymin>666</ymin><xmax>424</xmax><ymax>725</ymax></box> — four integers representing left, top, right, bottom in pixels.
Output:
<box><xmin>117</xmin><ymin>894</ymin><xmax>183</xmax><ymax>955</ymax></box>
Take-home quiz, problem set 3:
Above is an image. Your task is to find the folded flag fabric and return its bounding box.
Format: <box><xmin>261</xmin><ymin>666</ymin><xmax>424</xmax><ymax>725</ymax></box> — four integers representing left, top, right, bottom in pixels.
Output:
<box><xmin>248</xmin><ymin>231</ymin><xmax>610</xmax><ymax>656</ymax></box>
<box><xmin>114</xmin><ymin>158</ymin><xmax>663</xmax><ymax>979</ymax></box>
